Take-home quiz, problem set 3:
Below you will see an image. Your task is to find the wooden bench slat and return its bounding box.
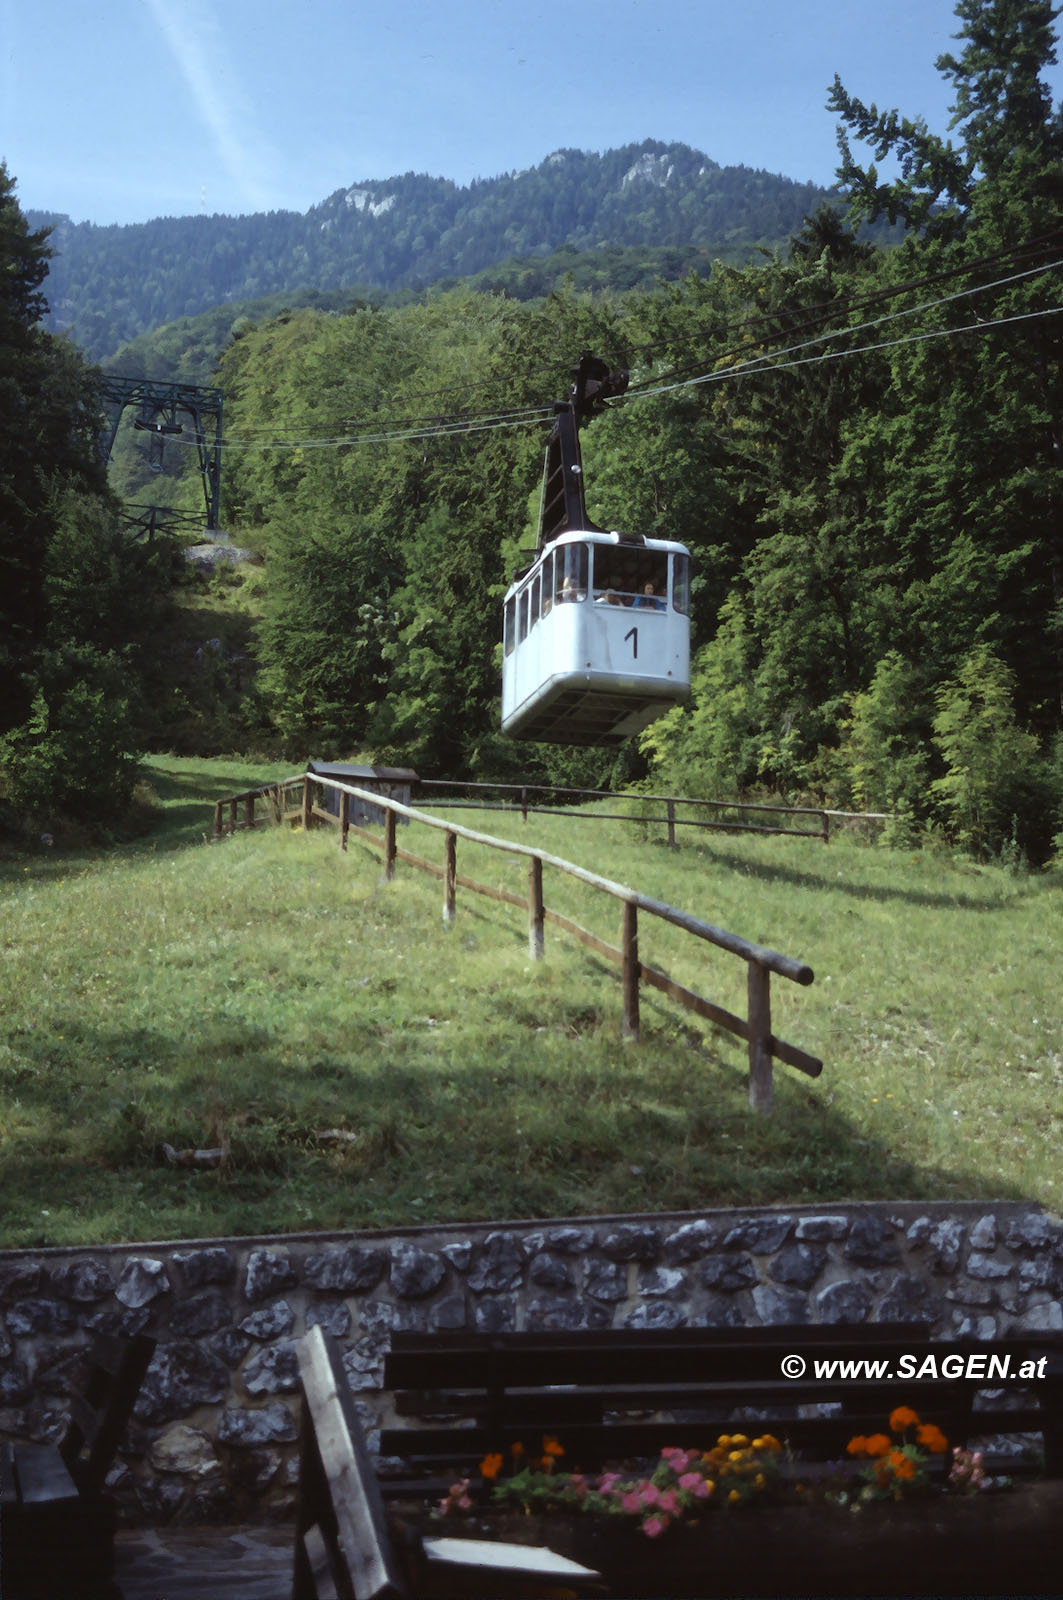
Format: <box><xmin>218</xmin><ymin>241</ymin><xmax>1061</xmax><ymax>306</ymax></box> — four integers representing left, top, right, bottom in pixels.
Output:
<box><xmin>379</xmin><ymin>1324</ymin><xmax>1063</xmax><ymax>1492</ymax></box>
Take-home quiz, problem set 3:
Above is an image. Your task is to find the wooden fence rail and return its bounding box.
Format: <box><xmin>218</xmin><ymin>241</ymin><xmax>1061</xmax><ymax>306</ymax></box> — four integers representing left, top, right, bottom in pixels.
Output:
<box><xmin>415</xmin><ymin>778</ymin><xmax>891</xmax><ymax>845</ymax></box>
<box><xmin>213</xmin><ymin>772</ymin><xmax>822</xmax><ymax>1112</ymax></box>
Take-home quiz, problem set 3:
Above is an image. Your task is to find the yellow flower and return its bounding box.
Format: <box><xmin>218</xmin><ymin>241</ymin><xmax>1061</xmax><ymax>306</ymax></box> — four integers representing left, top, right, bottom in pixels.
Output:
<box><xmin>729</xmin><ymin>1434</ymin><xmax>750</xmax><ymax>1448</ymax></box>
<box><xmin>728</xmin><ymin>1489</ymin><xmax>741</xmax><ymax>1504</ymax></box>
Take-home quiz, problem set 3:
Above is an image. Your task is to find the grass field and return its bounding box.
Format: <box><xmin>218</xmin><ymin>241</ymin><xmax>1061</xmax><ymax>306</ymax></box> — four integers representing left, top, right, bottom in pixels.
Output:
<box><xmin>0</xmin><ymin>755</ymin><xmax>1059</xmax><ymax>1247</ymax></box>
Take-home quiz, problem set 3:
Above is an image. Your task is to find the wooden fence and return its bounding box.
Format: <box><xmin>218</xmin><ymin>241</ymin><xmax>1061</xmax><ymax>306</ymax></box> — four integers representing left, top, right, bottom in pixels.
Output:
<box><xmin>213</xmin><ymin>773</ymin><xmax>822</xmax><ymax>1113</ymax></box>
<box><xmin>415</xmin><ymin>779</ymin><xmax>890</xmax><ymax>845</ymax></box>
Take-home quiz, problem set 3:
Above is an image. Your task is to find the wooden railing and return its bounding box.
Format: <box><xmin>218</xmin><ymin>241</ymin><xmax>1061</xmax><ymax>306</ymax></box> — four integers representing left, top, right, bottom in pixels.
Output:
<box><xmin>416</xmin><ymin>779</ymin><xmax>890</xmax><ymax>845</ymax></box>
<box><xmin>214</xmin><ymin>772</ymin><xmax>822</xmax><ymax>1113</ymax></box>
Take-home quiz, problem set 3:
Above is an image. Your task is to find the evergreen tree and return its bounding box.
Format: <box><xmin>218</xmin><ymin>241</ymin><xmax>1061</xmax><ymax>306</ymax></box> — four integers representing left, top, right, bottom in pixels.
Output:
<box><xmin>0</xmin><ymin>166</ymin><xmax>177</xmax><ymax>828</ymax></box>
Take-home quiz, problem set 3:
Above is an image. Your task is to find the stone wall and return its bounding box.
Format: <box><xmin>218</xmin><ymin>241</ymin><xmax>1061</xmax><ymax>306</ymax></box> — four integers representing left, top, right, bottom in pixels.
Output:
<box><xmin>1</xmin><ymin>1200</ymin><xmax>1060</xmax><ymax>1524</ymax></box>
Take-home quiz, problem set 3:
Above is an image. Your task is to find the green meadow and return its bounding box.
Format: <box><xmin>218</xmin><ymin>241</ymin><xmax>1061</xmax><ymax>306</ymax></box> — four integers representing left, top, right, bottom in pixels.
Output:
<box><xmin>0</xmin><ymin>756</ymin><xmax>1059</xmax><ymax>1247</ymax></box>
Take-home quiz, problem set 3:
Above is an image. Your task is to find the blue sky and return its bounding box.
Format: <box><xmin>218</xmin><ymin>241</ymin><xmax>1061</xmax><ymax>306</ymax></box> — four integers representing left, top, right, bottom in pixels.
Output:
<box><xmin>3</xmin><ymin>0</ymin><xmax>1061</xmax><ymax>226</ymax></box>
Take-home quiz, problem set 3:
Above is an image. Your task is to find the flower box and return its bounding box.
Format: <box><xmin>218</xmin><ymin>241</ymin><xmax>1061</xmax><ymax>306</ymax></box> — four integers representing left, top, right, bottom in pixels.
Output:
<box><xmin>399</xmin><ymin>1481</ymin><xmax>1062</xmax><ymax>1597</ymax></box>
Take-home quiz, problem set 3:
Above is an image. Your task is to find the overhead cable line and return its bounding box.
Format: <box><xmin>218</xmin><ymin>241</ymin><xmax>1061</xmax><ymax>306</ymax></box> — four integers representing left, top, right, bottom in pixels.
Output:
<box><xmin>220</xmin><ymin>233</ymin><xmax>1063</xmax><ymax>441</ymax></box>
<box><xmin>163</xmin><ymin>290</ymin><xmax>1062</xmax><ymax>456</ymax></box>
<box><xmin>625</xmin><ymin>253</ymin><xmax>1063</xmax><ymax>400</ymax></box>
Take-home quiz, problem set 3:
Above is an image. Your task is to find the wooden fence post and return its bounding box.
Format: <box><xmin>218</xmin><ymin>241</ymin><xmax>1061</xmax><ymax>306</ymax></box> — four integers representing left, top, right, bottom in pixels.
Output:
<box><xmin>622</xmin><ymin>901</ymin><xmax>640</xmax><ymax>1042</ymax></box>
<box><xmin>521</xmin><ymin>786</ymin><xmax>528</xmax><ymax>823</ymax></box>
<box><xmin>666</xmin><ymin>799</ymin><xmax>677</xmax><ymax>850</ymax></box>
<box><xmin>443</xmin><ymin>831</ymin><xmax>457</xmax><ymax>926</ymax></box>
<box><xmin>384</xmin><ymin>810</ymin><xmax>397</xmax><ymax>881</ymax></box>
<box><xmin>821</xmin><ymin>810</ymin><xmax>830</xmax><ymax>844</ymax></box>
<box><xmin>302</xmin><ymin>776</ymin><xmax>313</xmax><ymax>831</ymax></box>
<box><xmin>213</xmin><ymin>801</ymin><xmax>224</xmax><ymax>838</ymax></box>
<box><xmin>244</xmin><ymin>795</ymin><xmax>255</xmax><ymax>831</ymax></box>
<box><xmin>229</xmin><ymin>798</ymin><xmax>238</xmax><ymax>834</ymax></box>
<box><xmin>747</xmin><ymin>961</ymin><xmax>773</xmax><ymax>1113</ymax></box>
<box><xmin>340</xmin><ymin>791</ymin><xmax>349</xmax><ymax>853</ymax></box>
<box><xmin>528</xmin><ymin>856</ymin><xmax>545</xmax><ymax>960</ymax></box>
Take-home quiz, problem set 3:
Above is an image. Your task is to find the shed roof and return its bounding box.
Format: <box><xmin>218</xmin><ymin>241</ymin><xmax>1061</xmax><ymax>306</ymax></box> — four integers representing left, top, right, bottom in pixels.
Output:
<box><xmin>308</xmin><ymin>762</ymin><xmax>418</xmax><ymax>783</ymax></box>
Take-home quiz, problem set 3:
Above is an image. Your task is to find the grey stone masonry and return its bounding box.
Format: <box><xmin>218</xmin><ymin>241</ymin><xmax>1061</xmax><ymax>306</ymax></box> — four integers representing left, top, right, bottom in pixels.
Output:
<box><xmin>0</xmin><ymin>1200</ymin><xmax>1059</xmax><ymax>1525</ymax></box>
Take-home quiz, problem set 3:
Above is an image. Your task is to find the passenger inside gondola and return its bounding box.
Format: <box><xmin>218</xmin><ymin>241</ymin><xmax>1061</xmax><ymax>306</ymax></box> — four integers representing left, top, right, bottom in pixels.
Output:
<box><xmin>591</xmin><ymin>547</ymin><xmax>669</xmax><ymax>607</ymax></box>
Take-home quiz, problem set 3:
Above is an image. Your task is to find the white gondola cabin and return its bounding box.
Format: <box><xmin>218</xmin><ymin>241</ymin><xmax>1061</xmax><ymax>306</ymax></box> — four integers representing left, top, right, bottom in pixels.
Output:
<box><xmin>501</xmin><ymin>530</ymin><xmax>691</xmax><ymax>746</ymax></box>
<box><xmin>500</xmin><ymin>354</ymin><xmax>691</xmax><ymax>747</ymax></box>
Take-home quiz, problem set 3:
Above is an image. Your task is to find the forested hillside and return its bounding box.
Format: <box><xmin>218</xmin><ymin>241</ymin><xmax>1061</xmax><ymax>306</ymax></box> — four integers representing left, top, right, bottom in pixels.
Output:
<box><xmin>30</xmin><ymin>141</ymin><xmax>834</xmax><ymax>361</ymax></box>
<box><xmin>200</xmin><ymin>0</ymin><xmax>1062</xmax><ymax>862</ymax></box>
<box><xmin>3</xmin><ymin>1</ymin><xmax>1061</xmax><ymax>867</ymax></box>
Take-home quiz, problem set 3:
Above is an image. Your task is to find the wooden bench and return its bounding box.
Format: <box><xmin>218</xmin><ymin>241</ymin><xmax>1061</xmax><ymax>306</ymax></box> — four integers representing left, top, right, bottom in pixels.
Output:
<box><xmin>378</xmin><ymin>1323</ymin><xmax>1063</xmax><ymax>1486</ymax></box>
<box><xmin>0</xmin><ymin>1330</ymin><xmax>155</xmax><ymax>1600</ymax></box>
<box><xmin>293</xmin><ymin>1325</ymin><xmax>604</xmax><ymax>1600</ymax></box>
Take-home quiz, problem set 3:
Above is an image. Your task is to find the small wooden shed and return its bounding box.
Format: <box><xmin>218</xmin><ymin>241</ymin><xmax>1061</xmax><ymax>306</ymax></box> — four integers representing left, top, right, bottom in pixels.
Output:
<box><xmin>307</xmin><ymin>763</ymin><xmax>417</xmax><ymax>827</ymax></box>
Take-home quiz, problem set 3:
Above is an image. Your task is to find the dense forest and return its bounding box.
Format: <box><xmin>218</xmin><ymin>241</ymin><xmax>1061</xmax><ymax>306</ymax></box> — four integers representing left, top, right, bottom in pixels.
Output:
<box><xmin>29</xmin><ymin>142</ymin><xmax>840</xmax><ymax>362</ymax></box>
<box><xmin>2</xmin><ymin>1</ymin><xmax>1061</xmax><ymax>864</ymax></box>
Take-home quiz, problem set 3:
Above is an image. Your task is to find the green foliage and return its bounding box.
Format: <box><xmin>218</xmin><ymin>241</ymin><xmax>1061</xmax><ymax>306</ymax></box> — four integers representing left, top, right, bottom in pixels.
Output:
<box><xmin>641</xmin><ymin>598</ymin><xmax>761</xmax><ymax>797</ymax></box>
<box><xmin>0</xmin><ymin>644</ymin><xmax>141</xmax><ymax>822</ymax></box>
<box><xmin>0</xmin><ymin>167</ymin><xmax>182</xmax><ymax>827</ymax></box>
<box><xmin>837</xmin><ymin>652</ymin><xmax>931</xmax><ymax>817</ymax></box>
<box><xmin>930</xmin><ymin>645</ymin><xmax>1046</xmax><ymax>858</ymax></box>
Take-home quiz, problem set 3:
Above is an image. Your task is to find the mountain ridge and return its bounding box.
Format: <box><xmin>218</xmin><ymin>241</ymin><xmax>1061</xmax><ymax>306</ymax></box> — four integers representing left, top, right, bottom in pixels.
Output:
<box><xmin>28</xmin><ymin>139</ymin><xmax>840</xmax><ymax>361</ymax></box>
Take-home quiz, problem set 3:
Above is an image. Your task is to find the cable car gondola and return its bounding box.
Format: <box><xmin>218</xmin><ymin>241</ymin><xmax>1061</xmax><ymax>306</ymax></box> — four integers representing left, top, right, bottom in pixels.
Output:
<box><xmin>501</xmin><ymin>356</ymin><xmax>691</xmax><ymax>747</ymax></box>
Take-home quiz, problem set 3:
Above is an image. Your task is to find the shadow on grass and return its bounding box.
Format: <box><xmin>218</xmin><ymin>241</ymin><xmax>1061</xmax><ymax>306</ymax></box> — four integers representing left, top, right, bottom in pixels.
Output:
<box><xmin>686</xmin><ymin>840</ymin><xmax>1044</xmax><ymax>914</ymax></box>
<box><xmin>0</xmin><ymin>1005</ymin><xmax>1039</xmax><ymax>1250</ymax></box>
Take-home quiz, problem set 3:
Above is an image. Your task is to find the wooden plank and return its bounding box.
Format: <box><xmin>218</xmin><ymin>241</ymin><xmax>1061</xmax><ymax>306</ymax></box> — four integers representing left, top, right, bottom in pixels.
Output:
<box><xmin>297</xmin><ymin>1326</ymin><xmax>405</xmax><ymax>1600</ymax></box>
<box><xmin>302</xmin><ymin>1522</ymin><xmax>343</xmax><ymax>1600</ymax></box>
<box><xmin>384</xmin><ymin>1326</ymin><xmax>939</xmax><ymax>1388</ymax></box>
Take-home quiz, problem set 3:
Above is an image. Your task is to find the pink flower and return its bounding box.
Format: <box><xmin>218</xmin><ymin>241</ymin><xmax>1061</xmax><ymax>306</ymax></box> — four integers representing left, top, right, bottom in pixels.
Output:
<box><xmin>620</xmin><ymin>1489</ymin><xmax>642</xmax><ymax>1514</ymax></box>
<box><xmin>678</xmin><ymin>1471</ymin><xmax>707</xmax><ymax>1496</ymax></box>
<box><xmin>641</xmin><ymin>1515</ymin><xmax>667</xmax><ymax>1539</ymax></box>
<box><xmin>597</xmin><ymin>1472</ymin><xmax>621</xmax><ymax>1495</ymax></box>
<box><xmin>640</xmin><ymin>1482</ymin><xmax>661</xmax><ymax>1507</ymax></box>
<box><xmin>569</xmin><ymin>1473</ymin><xmax>588</xmax><ymax>1499</ymax></box>
<box><xmin>657</xmin><ymin>1488</ymin><xmax>680</xmax><ymax>1516</ymax></box>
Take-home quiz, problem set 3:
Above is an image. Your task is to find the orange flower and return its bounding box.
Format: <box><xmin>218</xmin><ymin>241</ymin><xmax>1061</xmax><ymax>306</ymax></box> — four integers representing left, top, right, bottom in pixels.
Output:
<box><xmin>864</xmin><ymin>1433</ymin><xmax>892</xmax><ymax>1458</ymax></box>
<box><xmin>889</xmin><ymin>1406</ymin><xmax>920</xmax><ymax>1433</ymax></box>
<box><xmin>916</xmin><ymin>1423</ymin><xmax>948</xmax><ymax>1454</ymax></box>
<box><xmin>541</xmin><ymin>1436</ymin><xmax>565</xmax><ymax>1458</ymax></box>
<box><xmin>479</xmin><ymin>1452</ymin><xmax>504</xmax><ymax>1481</ymax></box>
<box><xmin>890</xmin><ymin>1452</ymin><xmax>917</xmax><ymax>1481</ymax></box>
<box><xmin>846</xmin><ymin>1435</ymin><xmax>869</xmax><ymax>1457</ymax></box>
